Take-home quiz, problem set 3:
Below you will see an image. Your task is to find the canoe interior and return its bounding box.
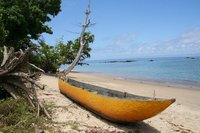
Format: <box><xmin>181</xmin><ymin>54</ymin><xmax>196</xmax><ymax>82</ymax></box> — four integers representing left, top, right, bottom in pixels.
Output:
<box><xmin>68</xmin><ymin>78</ymin><xmax>164</xmax><ymax>101</ymax></box>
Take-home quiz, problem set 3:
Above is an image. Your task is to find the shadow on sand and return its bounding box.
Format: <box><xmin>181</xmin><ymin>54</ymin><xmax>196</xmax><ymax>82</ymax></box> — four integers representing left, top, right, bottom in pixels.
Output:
<box><xmin>112</xmin><ymin>121</ymin><xmax>160</xmax><ymax>133</ymax></box>
<box><xmin>90</xmin><ymin>113</ymin><xmax>160</xmax><ymax>133</ymax></box>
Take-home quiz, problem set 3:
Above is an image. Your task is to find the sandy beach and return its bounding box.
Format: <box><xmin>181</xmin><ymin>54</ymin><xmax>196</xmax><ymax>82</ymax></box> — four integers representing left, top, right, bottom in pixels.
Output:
<box><xmin>38</xmin><ymin>72</ymin><xmax>200</xmax><ymax>133</ymax></box>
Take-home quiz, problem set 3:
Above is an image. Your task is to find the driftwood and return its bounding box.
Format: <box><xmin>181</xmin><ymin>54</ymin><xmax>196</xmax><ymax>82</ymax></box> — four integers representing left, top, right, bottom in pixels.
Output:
<box><xmin>0</xmin><ymin>46</ymin><xmax>50</xmax><ymax>118</ymax></box>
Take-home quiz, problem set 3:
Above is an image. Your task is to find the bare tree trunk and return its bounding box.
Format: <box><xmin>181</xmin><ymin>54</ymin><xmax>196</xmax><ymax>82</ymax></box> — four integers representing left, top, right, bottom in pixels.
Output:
<box><xmin>63</xmin><ymin>0</ymin><xmax>91</xmax><ymax>77</ymax></box>
<box><xmin>0</xmin><ymin>46</ymin><xmax>50</xmax><ymax>118</ymax></box>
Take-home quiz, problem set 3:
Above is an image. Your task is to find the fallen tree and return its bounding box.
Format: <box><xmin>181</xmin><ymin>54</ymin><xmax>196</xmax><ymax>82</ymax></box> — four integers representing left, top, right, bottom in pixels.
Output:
<box><xmin>0</xmin><ymin>46</ymin><xmax>50</xmax><ymax>118</ymax></box>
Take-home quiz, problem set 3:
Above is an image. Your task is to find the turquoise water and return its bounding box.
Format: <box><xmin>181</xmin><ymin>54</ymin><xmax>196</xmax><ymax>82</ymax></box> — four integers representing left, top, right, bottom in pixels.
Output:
<box><xmin>72</xmin><ymin>57</ymin><xmax>200</xmax><ymax>88</ymax></box>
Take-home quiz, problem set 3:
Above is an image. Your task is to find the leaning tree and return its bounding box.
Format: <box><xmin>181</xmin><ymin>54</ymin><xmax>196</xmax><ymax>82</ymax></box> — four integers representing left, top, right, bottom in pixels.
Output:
<box><xmin>61</xmin><ymin>0</ymin><xmax>92</xmax><ymax>78</ymax></box>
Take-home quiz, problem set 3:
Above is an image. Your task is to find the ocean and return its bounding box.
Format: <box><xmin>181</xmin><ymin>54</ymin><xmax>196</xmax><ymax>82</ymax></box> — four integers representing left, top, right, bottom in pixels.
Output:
<box><xmin>72</xmin><ymin>57</ymin><xmax>200</xmax><ymax>89</ymax></box>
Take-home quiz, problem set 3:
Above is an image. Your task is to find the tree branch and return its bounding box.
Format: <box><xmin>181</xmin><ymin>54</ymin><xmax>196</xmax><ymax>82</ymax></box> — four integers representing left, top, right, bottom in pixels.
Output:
<box><xmin>28</xmin><ymin>62</ymin><xmax>45</xmax><ymax>73</ymax></box>
<box><xmin>6</xmin><ymin>72</ymin><xmax>45</xmax><ymax>90</ymax></box>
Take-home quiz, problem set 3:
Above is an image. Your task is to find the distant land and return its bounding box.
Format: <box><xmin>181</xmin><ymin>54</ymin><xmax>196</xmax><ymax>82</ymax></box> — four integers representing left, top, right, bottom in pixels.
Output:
<box><xmin>102</xmin><ymin>59</ymin><xmax>157</xmax><ymax>63</ymax></box>
<box><xmin>103</xmin><ymin>60</ymin><xmax>136</xmax><ymax>63</ymax></box>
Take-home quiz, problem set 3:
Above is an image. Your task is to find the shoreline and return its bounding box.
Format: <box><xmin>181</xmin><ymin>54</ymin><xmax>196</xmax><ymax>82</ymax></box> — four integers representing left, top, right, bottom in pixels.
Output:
<box><xmin>69</xmin><ymin>71</ymin><xmax>200</xmax><ymax>111</ymax></box>
<box><xmin>73</xmin><ymin>70</ymin><xmax>200</xmax><ymax>91</ymax></box>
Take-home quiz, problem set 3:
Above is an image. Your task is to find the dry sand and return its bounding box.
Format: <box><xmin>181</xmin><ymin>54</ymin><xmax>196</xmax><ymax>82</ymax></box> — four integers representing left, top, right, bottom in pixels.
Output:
<box><xmin>38</xmin><ymin>73</ymin><xmax>200</xmax><ymax>133</ymax></box>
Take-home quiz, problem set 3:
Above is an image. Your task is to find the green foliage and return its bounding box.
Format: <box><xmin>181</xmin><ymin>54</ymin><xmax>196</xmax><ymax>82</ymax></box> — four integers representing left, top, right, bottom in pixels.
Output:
<box><xmin>31</xmin><ymin>40</ymin><xmax>62</xmax><ymax>73</ymax></box>
<box><xmin>56</xmin><ymin>32</ymin><xmax>94</xmax><ymax>65</ymax></box>
<box><xmin>0</xmin><ymin>98</ymin><xmax>47</xmax><ymax>133</ymax></box>
<box><xmin>0</xmin><ymin>0</ymin><xmax>61</xmax><ymax>50</ymax></box>
<box><xmin>31</xmin><ymin>32</ymin><xmax>94</xmax><ymax>73</ymax></box>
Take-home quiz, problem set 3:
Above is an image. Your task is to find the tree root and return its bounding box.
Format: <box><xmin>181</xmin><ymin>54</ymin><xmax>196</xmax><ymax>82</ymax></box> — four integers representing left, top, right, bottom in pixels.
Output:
<box><xmin>0</xmin><ymin>46</ymin><xmax>50</xmax><ymax>118</ymax></box>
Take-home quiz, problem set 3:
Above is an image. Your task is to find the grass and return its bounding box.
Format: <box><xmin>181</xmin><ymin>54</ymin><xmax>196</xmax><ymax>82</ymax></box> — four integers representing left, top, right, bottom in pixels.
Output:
<box><xmin>0</xmin><ymin>97</ymin><xmax>85</xmax><ymax>132</ymax></box>
<box><xmin>0</xmin><ymin>98</ymin><xmax>50</xmax><ymax>133</ymax></box>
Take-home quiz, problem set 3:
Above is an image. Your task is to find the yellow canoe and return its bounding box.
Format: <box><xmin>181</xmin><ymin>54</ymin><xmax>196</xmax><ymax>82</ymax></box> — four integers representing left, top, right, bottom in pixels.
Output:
<box><xmin>58</xmin><ymin>79</ymin><xmax>175</xmax><ymax>123</ymax></box>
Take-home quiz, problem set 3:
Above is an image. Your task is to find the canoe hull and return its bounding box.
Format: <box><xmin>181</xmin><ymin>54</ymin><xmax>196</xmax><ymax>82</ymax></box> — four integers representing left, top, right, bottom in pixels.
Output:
<box><xmin>58</xmin><ymin>79</ymin><xmax>175</xmax><ymax>123</ymax></box>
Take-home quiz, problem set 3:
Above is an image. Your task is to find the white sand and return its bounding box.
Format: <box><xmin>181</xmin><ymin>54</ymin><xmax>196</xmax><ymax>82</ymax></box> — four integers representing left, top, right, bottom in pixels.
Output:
<box><xmin>38</xmin><ymin>73</ymin><xmax>200</xmax><ymax>133</ymax></box>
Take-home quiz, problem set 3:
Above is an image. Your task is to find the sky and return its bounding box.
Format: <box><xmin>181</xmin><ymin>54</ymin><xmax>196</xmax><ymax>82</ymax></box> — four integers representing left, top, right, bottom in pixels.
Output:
<box><xmin>42</xmin><ymin>0</ymin><xmax>200</xmax><ymax>60</ymax></box>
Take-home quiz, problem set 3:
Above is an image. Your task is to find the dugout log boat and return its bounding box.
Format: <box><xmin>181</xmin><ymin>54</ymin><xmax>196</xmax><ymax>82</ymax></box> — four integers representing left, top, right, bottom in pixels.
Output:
<box><xmin>58</xmin><ymin>78</ymin><xmax>175</xmax><ymax>123</ymax></box>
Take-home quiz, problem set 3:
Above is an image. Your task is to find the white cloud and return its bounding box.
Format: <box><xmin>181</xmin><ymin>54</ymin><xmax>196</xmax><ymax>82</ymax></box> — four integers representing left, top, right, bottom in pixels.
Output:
<box><xmin>91</xmin><ymin>33</ymin><xmax>138</xmax><ymax>59</ymax></box>
<box><xmin>91</xmin><ymin>27</ymin><xmax>200</xmax><ymax>59</ymax></box>
<box><xmin>106</xmin><ymin>33</ymin><xmax>138</xmax><ymax>52</ymax></box>
<box><xmin>141</xmin><ymin>27</ymin><xmax>200</xmax><ymax>56</ymax></box>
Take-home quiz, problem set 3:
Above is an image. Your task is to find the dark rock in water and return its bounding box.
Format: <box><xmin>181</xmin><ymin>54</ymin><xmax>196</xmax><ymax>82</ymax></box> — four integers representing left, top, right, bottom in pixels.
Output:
<box><xmin>107</xmin><ymin>61</ymin><xmax>118</xmax><ymax>63</ymax></box>
<box><xmin>125</xmin><ymin>60</ymin><xmax>135</xmax><ymax>62</ymax></box>
<box><xmin>186</xmin><ymin>57</ymin><xmax>196</xmax><ymax>59</ymax></box>
<box><xmin>149</xmin><ymin>59</ymin><xmax>154</xmax><ymax>62</ymax></box>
